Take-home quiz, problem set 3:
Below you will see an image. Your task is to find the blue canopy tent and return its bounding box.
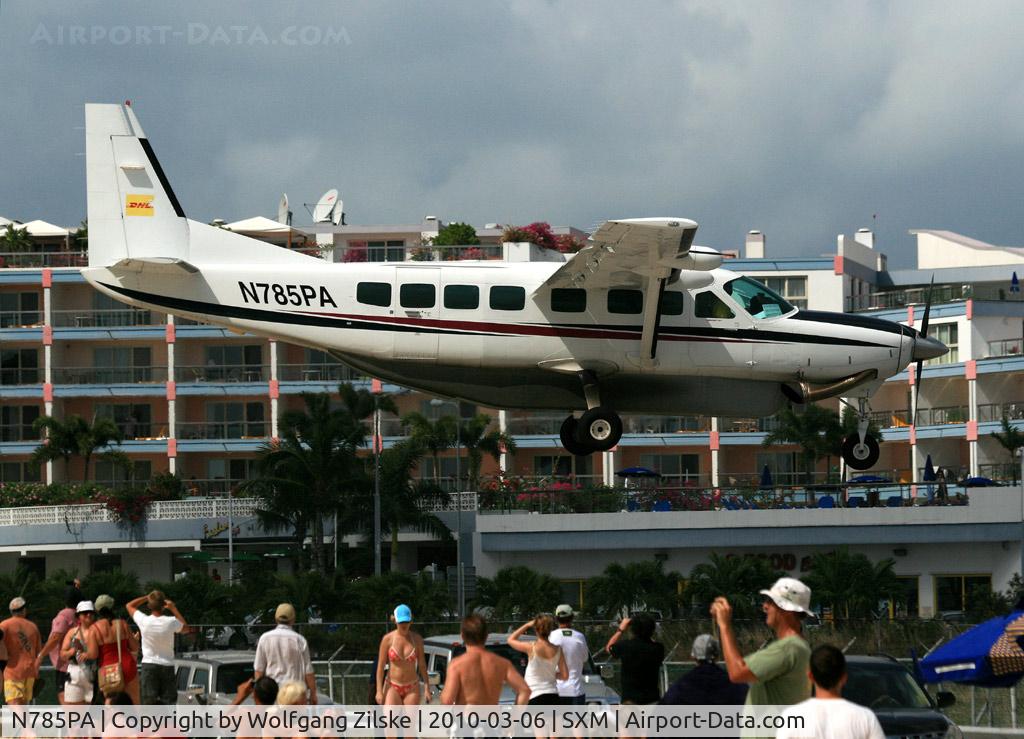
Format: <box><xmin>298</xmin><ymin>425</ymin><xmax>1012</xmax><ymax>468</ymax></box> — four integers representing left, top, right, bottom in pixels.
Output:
<box><xmin>920</xmin><ymin>604</ymin><xmax>1024</xmax><ymax>687</ymax></box>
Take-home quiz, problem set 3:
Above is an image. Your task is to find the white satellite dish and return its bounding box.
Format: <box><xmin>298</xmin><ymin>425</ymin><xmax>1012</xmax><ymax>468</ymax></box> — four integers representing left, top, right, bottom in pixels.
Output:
<box><xmin>331</xmin><ymin>198</ymin><xmax>344</xmax><ymax>226</ymax></box>
<box><xmin>312</xmin><ymin>188</ymin><xmax>338</xmax><ymax>224</ymax></box>
<box><xmin>277</xmin><ymin>193</ymin><xmax>291</xmax><ymax>226</ymax></box>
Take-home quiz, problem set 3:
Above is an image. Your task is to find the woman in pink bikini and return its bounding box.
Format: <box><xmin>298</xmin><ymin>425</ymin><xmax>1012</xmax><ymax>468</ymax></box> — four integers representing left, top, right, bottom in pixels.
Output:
<box><xmin>375</xmin><ymin>604</ymin><xmax>431</xmax><ymax>705</ymax></box>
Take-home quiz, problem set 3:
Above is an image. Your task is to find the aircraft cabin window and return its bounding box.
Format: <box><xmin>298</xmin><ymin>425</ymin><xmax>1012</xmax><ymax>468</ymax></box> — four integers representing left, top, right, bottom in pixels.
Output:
<box><xmin>551</xmin><ymin>288</ymin><xmax>587</xmax><ymax>313</ymax></box>
<box><xmin>608</xmin><ymin>289</ymin><xmax>643</xmax><ymax>314</ymax></box>
<box><xmin>659</xmin><ymin>291</ymin><xmax>684</xmax><ymax>316</ymax></box>
<box><xmin>694</xmin><ymin>291</ymin><xmax>735</xmax><ymax>319</ymax></box>
<box><xmin>490</xmin><ymin>286</ymin><xmax>526</xmax><ymax>311</ymax></box>
<box><xmin>724</xmin><ymin>276</ymin><xmax>793</xmax><ymax>318</ymax></box>
<box><xmin>400</xmin><ymin>283</ymin><xmax>436</xmax><ymax>309</ymax></box>
<box><xmin>356</xmin><ymin>282</ymin><xmax>391</xmax><ymax>307</ymax></box>
<box><xmin>444</xmin><ymin>285</ymin><xmax>479</xmax><ymax>310</ymax></box>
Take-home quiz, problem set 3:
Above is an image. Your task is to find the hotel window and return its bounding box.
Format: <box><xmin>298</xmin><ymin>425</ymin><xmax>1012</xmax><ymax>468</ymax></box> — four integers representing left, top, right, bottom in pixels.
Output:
<box><xmin>203</xmin><ymin>345</ymin><xmax>263</xmax><ymax>381</ymax></box>
<box><xmin>0</xmin><ymin>292</ymin><xmax>40</xmax><ymax>327</ymax></box>
<box><xmin>0</xmin><ymin>404</ymin><xmax>40</xmax><ymax>441</ymax></box>
<box><xmin>763</xmin><ymin>277</ymin><xmax>808</xmax><ymax>310</ymax></box>
<box><xmin>95</xmin><ymin>460</ymin><xmax>152</xmax><ymax>488</ymax></box>
<box><xmin>935</xmin><ymin>574</ymin><xmax>990</xmax><ymax>612</ymax></box>
<box><xmin>893</xmin><ymin>576</ymin><xmax>919</xmax><ymax>618</ymax></box>
<box><xmin>1</xmin><ymin>348</ymin><xmax>39</xmax><ymax>385</ymax></box>
<box><xmin>367</xmin><ymin>240</ymin><xmax>405</xmax><ymax>262</ymax></box>
<box><xmin>638</xmin><ymin>454</ymin><xmax>700</xmax><ymax>481</ymax></box>
<box><xmin>93</xmin><ymin>346</ymin><xmax>152</xmax><ymax>382</ymax></box>
<box><xmin>206</xmin><ymin>402</ymin><xmax>266</xmax><ymax>438</ymax></box>
<box><xmin>533</xmin><ymin>455</ymin><xmax>592</xmax><ymax>477</ymax></box>
<box><xmin>0</xmin><ymin>461</ymin><xmax>41</xmax><ymax>483</ymax></box>
<box><xmin>95</xmin><ymin>403</ymin><xmax>152</xmax><ymax>438</ymax></box>
<box><xmin>927</xmin><ymin>323</ymin><xmax>958</xmax><ymax>365</ymax></box>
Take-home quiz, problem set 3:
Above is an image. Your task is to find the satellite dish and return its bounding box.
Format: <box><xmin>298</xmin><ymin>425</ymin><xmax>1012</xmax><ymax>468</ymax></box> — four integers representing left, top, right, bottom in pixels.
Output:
<box><xmin>277</xmin><ymin>193</ymin><xmax>290</xmax><ymax>226</ymax></box>
<box><xmin>312</xmin><ymin>189</ymin><xmax>338</xmax><ymax>224</ymax></box>
<box><xmin>331</xmin><ymin>198</ymin><xmax>344</xmax><ymax>226</ymax></box>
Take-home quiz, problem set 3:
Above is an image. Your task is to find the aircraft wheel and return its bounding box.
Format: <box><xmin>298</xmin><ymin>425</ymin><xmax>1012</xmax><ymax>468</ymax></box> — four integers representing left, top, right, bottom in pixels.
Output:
<box><xmin>559</xmin><ymin>416</ymin><xmax>593</xmax><ymax>456</ymax></box>
<box><xmin>575</xmin><ymin>407</ymin><xmax>623</xmax><ymax>453</ymax></box>
<box><xmin>842</xmin><ymin>434</ymin><xmax>880</xmax><ymax>470</ymax></box>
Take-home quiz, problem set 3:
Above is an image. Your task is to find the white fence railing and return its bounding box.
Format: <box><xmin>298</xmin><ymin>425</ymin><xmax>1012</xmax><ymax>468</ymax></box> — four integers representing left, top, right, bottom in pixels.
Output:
<box><xmin>0</xmin><ymin>497</ymin><xmax>259</xmax><ymax>527</ymax></box>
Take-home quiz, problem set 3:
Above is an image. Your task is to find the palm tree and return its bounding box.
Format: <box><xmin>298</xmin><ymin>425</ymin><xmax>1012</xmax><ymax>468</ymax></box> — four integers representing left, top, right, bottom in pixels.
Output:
<box><xmin>474</xmin><ymin>566</ymin><xmax>562</xmax><ymax>620</ymax></box>
<box><xmin>31</xmin><ymin>414</ymin><xmax>125</xmax><ymax>482</ymax></box>
<box><xmin>991</xmin><ymin>416</ymin><xmax>1024</xmax><ymax>484</ymax></box>
<box><xmin>402</xmin><ymin>412</ymin><xmax>457</xmax><ymax>483</ymax></box>
<box><xmin>2</xmin><ymin>224</ymin><xmax>33</xmax><ymax>253</ymax></box>
<box><xmin>241</xmin><ymin>393</ymin><xmax>367</xmax><ymax>573</ymax></box>
<box><xmin>685</xmin><ymin>553</ymin><xmax>784</xmax><ymax>620</ymax></box>
<box><xmin>372</xmin><ymin>439</ymin><xmax>452</xmax><ymax>572</ymax></box>
<box><xmin>585</xmin><ymin>560</ymin><xmax>683</xmax><ymax>619</ymax></box>
<box><xmin>763</xmin><ymin>404</ymin><xmax>844</xmax><ymax>484</ymax></box>
<box><xmin>458</xmin><ymin>413</ymin><xmax>516</xmax><ymax>490</ymax></box>
<box><xmin>75</xmin><ymin>219</ymin><xmax>88</xmax><ymax>251</ymax></box>
<box><xmin>803</xmin><ymin>547</ymin><xmax>901</xmax><ymax>620</ymax></box>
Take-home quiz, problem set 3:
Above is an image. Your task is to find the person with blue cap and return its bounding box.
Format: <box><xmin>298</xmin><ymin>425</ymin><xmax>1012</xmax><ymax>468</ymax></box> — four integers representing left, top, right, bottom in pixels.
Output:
<box><xmin>375</xmin><ymin>604</ymin><xmax>431</xmax><ymax>706</ymax></box>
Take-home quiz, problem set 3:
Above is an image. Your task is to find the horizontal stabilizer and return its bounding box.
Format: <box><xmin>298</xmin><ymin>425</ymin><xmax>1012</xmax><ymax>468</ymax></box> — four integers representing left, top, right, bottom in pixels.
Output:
<box><xmin>109</xmin><ymin>257</ymin><xmax>199</xmax><ymax>276</ymax></box>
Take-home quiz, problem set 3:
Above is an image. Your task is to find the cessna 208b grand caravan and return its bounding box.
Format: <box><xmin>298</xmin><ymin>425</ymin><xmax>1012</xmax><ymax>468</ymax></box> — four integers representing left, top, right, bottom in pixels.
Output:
<box><xmin>80</xmin><ymin>103</ymin><xmax>947</xmax><ymax>468</ymax></box>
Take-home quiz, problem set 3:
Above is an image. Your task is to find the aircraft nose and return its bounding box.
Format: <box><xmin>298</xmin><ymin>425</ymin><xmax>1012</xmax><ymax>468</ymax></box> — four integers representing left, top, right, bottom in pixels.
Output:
<box><xmin>913</xmin><ymin>335</ymin><xmax>948</xmax><ymax>362</ymax></box>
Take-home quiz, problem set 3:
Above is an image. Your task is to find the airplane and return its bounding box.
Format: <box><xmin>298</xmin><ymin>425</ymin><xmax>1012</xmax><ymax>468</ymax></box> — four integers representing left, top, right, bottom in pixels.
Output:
<box><xmin>80</xmin><ymin>103</ymin><xmax>947</xmax><ymax>469</ymax></box>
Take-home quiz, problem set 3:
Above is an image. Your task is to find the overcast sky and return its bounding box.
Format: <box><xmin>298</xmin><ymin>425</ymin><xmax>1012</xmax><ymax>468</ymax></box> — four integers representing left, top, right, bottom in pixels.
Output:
<box><xmin>2</xmin><ymin>1</ymin><xmax>1023</xmax><ymax>267</ymax></box>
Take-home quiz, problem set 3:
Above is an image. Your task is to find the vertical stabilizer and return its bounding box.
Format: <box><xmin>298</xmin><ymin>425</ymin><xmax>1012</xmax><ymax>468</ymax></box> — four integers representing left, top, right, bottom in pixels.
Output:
<box><xmin>86</xmin><ymin>103</ymin><xmax>190</xmax><ymax>267</ymax></box>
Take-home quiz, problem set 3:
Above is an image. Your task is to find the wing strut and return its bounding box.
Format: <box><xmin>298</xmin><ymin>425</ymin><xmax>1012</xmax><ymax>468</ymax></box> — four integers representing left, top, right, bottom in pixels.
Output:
<box><xmin>638</xmin><ymin>276</ymin><xmax>667</xmax><ymax>366</ymax></box>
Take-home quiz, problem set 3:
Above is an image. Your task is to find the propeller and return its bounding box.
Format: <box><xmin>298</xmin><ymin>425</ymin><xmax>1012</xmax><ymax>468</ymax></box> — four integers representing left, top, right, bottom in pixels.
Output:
<box><xmin>912</xmin><ymin>277</ymin><xmax>935</xmax><ymax>426</ymax></box>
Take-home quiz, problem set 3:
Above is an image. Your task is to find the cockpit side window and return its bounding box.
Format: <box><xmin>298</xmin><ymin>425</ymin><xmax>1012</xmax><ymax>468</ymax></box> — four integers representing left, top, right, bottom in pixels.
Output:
<box><xmin>724</xmin><ymin>276</ymin><xmax>793</xmax><ymax>318</ymax></box>
<box><xmin>694</xmin><ymin>291</ymin><xmax>735</xmax><ymax>319</ymax></box>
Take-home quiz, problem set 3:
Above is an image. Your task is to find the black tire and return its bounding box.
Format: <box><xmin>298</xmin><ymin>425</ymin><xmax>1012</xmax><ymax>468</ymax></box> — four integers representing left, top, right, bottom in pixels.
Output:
<box><xmin>842</xmin><ymin>434</ymin><xmax>880</xmax><ymax>470</ymax></box>
<box><xmin>559</xmin><ymin>416</ymin><xmax>593</xmax><ymax>456</ymax></box>
<box><xmin>575</xmin><ymin>407</ymin><xmax>623</xmax><ymax>452</ymax></box>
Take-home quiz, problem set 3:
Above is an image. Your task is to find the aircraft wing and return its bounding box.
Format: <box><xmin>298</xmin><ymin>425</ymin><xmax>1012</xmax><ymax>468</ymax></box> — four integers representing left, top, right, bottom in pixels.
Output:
<box><xmin>536</xmin><ymin>217</ymin><xmax>721</xmax><ymax>369</ymax></box>
<box><xmin>540</xmin><ymin>217</ymin><xmax>701</xmax><ymax>290</ymax></box>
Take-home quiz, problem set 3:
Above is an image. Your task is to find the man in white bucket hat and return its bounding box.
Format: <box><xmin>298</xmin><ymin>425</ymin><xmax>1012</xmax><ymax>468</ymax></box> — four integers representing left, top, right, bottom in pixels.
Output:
<box><xmin>710</xmin><ymin>577</ymin><xmax>813</xmax><ymax>707</ymax></box>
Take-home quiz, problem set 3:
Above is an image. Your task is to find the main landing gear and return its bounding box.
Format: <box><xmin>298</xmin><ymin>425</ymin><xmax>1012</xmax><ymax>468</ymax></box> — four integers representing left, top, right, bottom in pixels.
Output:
<box><xmin>841</xmin><ymin>397</ymin><xmax>880</xmax><ymax>470</ymax></box>
<box><xmin>559</xmin><ymin>371</ymin><xmax>624</xmax><ymax>455</ymax></box>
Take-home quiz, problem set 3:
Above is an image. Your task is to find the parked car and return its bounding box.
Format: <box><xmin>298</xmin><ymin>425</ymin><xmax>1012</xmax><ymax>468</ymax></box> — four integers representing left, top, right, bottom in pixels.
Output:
<box><xmin>422</xmin><ymin>633</ymin><xmax>619</xmax><ymax>705</ymax></box>
<box><xmin>174</xmin><ymin>650</ymin><xmax>333</xmax><ymax>705</ymax></box>
<box><xmin>844</xmin><ymin>655</ymin><xmax>960</xmax><ymax>738</ymax></box>
<box><xmin>204</xmin><ymin>610</ymin><xmax>270</xmax><ymax>650</ymax></box>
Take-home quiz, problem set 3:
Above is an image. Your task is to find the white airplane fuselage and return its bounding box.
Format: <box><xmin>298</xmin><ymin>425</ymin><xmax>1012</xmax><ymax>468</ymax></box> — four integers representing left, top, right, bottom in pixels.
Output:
<box><xmin>82</xmin><ymin>255</ymin><xmax>915</xmax><ymax>418</ymax></box>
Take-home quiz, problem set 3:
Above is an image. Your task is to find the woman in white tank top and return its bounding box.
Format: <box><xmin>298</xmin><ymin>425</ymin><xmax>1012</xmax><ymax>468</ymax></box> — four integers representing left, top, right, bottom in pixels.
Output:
<box><xmin>507</xmin><ymin>615</ymin><xmax>568</xmax><ymax>706</ymax></box>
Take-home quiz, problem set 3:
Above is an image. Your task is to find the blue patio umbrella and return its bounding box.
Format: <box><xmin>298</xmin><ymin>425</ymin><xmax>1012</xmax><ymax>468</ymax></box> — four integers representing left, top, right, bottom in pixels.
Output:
<box><xmin>1012</xmin><ymin>271</ymin><xmax>1020</xmax><ymax>293</ymax></box>
<box><xmin>923</xmin><ymin>454</ymin><xmax>936</xmax><ymax>482</ymax></box>
<box><xmin>759</xmin><ymin>464</ymin><xmax>773</xmax><ymax>488</ymax></box>
<box><xmin>921</xmin><ymin>601</ymin><xmax>1024</xmax><ymax>687</ymax></box>
<box><xmin>848</xmin><ymin>474</ymin><xmax>891</xmax><ymax>483</ymax></box>
<box><xmin>615</xmin><ymin>467</ymin><xmax>661</xmax><ymax>478</ymax></box>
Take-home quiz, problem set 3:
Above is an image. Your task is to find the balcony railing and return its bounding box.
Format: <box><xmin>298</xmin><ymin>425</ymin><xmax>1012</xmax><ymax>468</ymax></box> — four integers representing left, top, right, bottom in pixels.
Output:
<box><xmin>868</xmin><ymin>409</ymin><xmax>911</xmax><ymax>428</ymax></box>
<box><xmin>51</xmin><ymin>309</ymin><xmax>157</xmax><ymax>328</ymax></box>
<box><xmin>51</xmin><ymin>366</ymin><xmax>167</xmax><ymax>384</ymax></box>
<box><xmin>175</xmin><ymin>365</ymin><xmax>266</xmax><ymax>383</ymax></box>
<box><xmin>987</xmin><ymin>338</ymin><xmax>1024</xmax><ymax>359</ymax></box>
<box><xmin>276</xmin><ymin>363</ymin><xmax>361</xmax><ymax>382</ymax></box>
<box><xmin>0</xmin><ymin>251</ymin><xmax>87</xmax><ymax>269</ymax></box>
<box><xmin>0</xmin><ymin>368</ymin><xmax>41</xmax><ymax>385</ymax></box>
<box><xmin>0</xmin><ymin>310</ymin><xmax>42</xmax><ymax>328</ymax></box>
<box><xmin>977</xmin><ymin>402</ymin><xmax>1024</xmax><ymax>423</ymax></box>
<box><xmin>178</xmin><ymin>421</ymin><xmax>268</xmax><ymax>440</ymax></box>
<box><xmin>916</xmin><ymin>404</ymin><xmax>970</xmax><ymax>426</ymax></box>
<box><xmin>851</xmin><ymin>284</ymin><xmax>1024</xmax><ymax>312</ymax></box>
<box><xmin>184</xmin><ymin>478</ymin><xmax>246</xmax><ymax>496</ymax></box>
<box><xmin>0</xmin><ymin>497</ymin><xmax>258</xmax><ymax>527</ymax></box>
<box><xmin>336</xmin><ymin>244</ymin><xmax>505</xmax><ymax>263</ymax></box>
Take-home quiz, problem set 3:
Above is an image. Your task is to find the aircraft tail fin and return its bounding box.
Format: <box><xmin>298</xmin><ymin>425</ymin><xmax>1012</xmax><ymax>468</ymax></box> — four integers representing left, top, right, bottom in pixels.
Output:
<box><xmin>86</xmin><ymin>103</ymin><xmax>190</xmax><ymax>267</ymax></box>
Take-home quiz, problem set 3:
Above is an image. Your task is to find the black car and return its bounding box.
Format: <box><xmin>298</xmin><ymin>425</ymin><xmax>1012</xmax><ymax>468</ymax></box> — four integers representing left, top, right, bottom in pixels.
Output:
<box><xmin>844</xmin><ymin>655</ymin><xmax>961</xmax><ymax>739</ymax></box>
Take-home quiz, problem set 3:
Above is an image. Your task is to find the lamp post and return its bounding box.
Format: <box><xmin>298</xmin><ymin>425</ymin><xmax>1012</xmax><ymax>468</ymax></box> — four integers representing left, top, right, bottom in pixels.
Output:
<box><xmin>373</xmin><ymin>384</ymin><xmax>382</xmax><ymax>577</ymax></box>
<box><xmin>431</xmin><ymin>398</ymin><xmax>463</xmax><ymax>617</ymax></box>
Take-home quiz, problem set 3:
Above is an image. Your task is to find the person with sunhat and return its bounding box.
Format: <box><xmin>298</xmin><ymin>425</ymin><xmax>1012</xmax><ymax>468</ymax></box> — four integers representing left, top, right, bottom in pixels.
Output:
<box><xmin>60</xmin><ymin>600</ymin><xmax>99</xmax><ymax>705</ymax></box>
<box><xmin>710</xmin><ymin>577</ymin><xmax>813</xmax><ymax>707</ymax></box>
<box><xmin>253</xmin><ymin>603</ymin><xmax>317</xmax><ymax>704</ymax></box>
<box><xmin>375</xmin><ymin>604</ymin><xmax>430</xmax><ymax>705</ymax></box>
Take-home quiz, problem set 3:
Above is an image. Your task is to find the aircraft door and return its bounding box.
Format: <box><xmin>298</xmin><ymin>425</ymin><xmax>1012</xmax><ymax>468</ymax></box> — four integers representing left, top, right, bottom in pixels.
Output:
<box><xmin>393</xmin><ymin>267</ymin><xmax>440</xmax><ymax>362</ymax></box>
<box><xmin>687</xmin><ymin>288</ymin><xmax>754</xmax><ymax>376</ymax></box>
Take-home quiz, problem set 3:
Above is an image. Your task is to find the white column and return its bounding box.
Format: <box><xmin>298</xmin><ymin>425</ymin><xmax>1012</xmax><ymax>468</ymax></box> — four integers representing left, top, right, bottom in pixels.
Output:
<box><xmin>167</xmin><ymin>315</ymin><xmax>176</xmax><ymax>475</ymax></box>
<box><xmin>968</xmin><ymin>374</ymin><xmax>979</xmax><ymax>477</ymax></box>
<box><xmin>497</xmin><ymin>409</ymin><xmax>508</xmax><ymax>472</ymax></box>
<box><xmin>602</xmin><ymin>449</ymin><xmax>617</xmax><ymax>486</ymax></box>
<box><xmin>270</xmin><ymin>340</ymin><xmax>279</xmax><ymax>438</ymax></box>
<box><xmin>43</xmin><ymin>276</ymin><xmax>53</xmax><ymax>483</ymax></box>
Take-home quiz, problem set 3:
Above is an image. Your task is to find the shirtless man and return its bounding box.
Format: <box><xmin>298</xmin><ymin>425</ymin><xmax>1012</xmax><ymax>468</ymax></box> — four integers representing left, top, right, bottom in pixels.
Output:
<box><xmin>1</xmin><ymin>597</ymin><xmax>42</xmax><ymax>705</ymax></box>
<box><xmin>441</xmin><ymin>615</ymin><xmax>530</xmax><ymax>705</ymax></box>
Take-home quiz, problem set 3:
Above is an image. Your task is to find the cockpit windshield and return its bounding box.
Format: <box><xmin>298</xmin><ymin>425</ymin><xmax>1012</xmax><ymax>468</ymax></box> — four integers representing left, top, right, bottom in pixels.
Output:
<box><xmin>724</xmin><ymin>276</ymin><xmax>794</xmax><ymax>318</ymax></box>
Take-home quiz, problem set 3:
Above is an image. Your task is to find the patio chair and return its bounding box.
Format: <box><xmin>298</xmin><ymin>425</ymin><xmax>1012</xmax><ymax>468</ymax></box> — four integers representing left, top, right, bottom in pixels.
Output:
<box><xmin>817</xmin><ymin>495</ymin><xmax>835</xmax><ymax>509</ymax></box>
<box><xmin>846</xmin><ymin>496</ymin><xmax>864</xmax><ymax>508</ymax></box>
<box><xmin>886</xmin><ymin>495</ymin><xmax>904</xmax><ymax>507</ymax></box>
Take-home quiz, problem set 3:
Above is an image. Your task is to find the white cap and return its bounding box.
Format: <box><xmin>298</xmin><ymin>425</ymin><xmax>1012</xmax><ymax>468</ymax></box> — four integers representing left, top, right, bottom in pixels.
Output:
<box><xmin>76</xmin><ymin>600</ymin><xmax>96</xmax><ymax>614</ymax></box>
<box><xmin>760</xmin><ymin>577</ymin><xmax>813</xmax><ymax>615</ymax></box>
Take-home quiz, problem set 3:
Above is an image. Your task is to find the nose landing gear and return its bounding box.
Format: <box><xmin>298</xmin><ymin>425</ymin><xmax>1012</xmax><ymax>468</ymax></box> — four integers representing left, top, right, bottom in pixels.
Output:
<box><xmin>842</xmin><ymin>397</ymin><xmax>880</xmax><ymax>470</ymax></box>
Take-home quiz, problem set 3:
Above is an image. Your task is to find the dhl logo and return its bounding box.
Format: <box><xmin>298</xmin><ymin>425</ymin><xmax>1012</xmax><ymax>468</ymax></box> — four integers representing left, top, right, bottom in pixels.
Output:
<box><xmin>125</xmin><ymin>194</ymin><xmax>154</xmax><ymax>216</ymax></box>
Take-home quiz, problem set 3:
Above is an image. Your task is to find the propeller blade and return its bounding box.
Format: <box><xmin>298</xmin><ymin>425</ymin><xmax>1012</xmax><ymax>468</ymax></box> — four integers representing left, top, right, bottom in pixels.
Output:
<box><xmin>913</xmin><ymin>359</ymin><xmax>923</xmax><ymax>426</ymax></box>
<box><xmin>920</xmin><ymin>276</ymin><xmax>934</xmax><ymax>338</ymax></box>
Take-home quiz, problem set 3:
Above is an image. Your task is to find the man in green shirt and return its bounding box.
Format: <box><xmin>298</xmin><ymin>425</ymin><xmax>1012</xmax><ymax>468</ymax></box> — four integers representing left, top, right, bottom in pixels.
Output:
<box><xmin>710</xmin><ymin>577</ymin><xmax>813</xmax><ymax>706</ymax></box>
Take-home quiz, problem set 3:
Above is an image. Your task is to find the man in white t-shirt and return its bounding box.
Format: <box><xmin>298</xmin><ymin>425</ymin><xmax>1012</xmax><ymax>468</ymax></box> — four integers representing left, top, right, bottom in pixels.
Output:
<box><xmin>548</xmin><ymin>604</ymin><xmax>589</xmax><ymax>705</ymax></box>
<box><xmin>127</xmin><ymin>590</ymin><xmax>186</xmax><ymax>705</ymax></box>
<box><xmin>253</xmin><ymin>603</ymin><xmax>317</xmax><ymax>704</ymax></box>
<box><xmin>777</xmin><ymin>645</ymin><xmax>884</xmax><ymax>739</ymax></box>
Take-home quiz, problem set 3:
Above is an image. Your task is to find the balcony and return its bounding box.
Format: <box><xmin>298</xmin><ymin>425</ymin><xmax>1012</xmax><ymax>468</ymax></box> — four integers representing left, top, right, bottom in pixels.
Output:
<box><xmin>0</xmin><ymin>368</ymin><xmax>41</xmax><ymax>385</ymax></box>
<box><xmin>0</xmin><ymin>251</ymin><xmax>87</xmax><ymax>269</ymax></box>
<box><xmin>175</xmin><ymin>365</ymin><xmax>266</xmax><ymax>383</ymax></box>
<box><xmin>987</xmin><ymin>338</ymin><xmax>1024</xmax><ymax>359</ymax></box>
<box><xmin>0</xmin><ymin>310</ymin><xmax>42</xmax><ymax>328</ymax></box>
<box><xmin>917</xmin><ymin>404</ymin><xmax>970</xmax><ymax>426</ymax></box>
<box><xmin>178</xmin><ymin>421</ymin><xmax>268</xmax><ymax>440</ymax></box>
<box><xmin>51</xmin><ymin>308</ymin><xmax>157</xmax><ymax>328</ymax></box>
<box><xmin>0</xmin><ymin>424</ymin><xmax>41</xmax><ymax>443</ymax></box>
<box><xmin>978</xmin><ymin>402</ymin><xmax>1024</xmax><ymax>423</ymax></box>
<box><xmin>276</xmin><ymin>363</ymin><xmax>361</xmax><ymax>383</ymax></box>
<box><xmin>0</xmin><ymin>497</ymin><xmax>258</xmax><ymax>527</ymax></box>
<box><xmin>869</xmin><ymin>409</ymin><xmax>911</xmax><ymax>428</ymax></box>
<box><xmin>52</xmin><ymin>366</ymin><xmax>167</xmax><ymax>384</ymax></box>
